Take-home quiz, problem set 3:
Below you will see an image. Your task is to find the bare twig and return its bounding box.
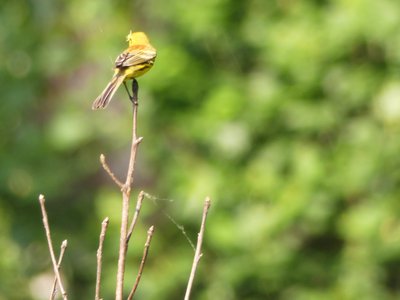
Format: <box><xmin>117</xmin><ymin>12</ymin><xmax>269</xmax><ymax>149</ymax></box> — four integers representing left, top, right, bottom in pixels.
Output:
<box><xmin>95</xmin><ymin>217</ymin><xmax>109</xmax><ymax>300</ymax></box>
<box><xmin>184</xmin><ymin>197</ymin><xmax>211</xmax><ymax>300</ymax></box>
<box><xmin>115</xmin><ymin>79</ymin><xmax>142</xmax><ymax>300</ymax></box>
<box><xmin>100</xmin><ymin>154</ymin><xmax>124</xmax><ymax>189</ymax></box>
<box><xmin>126</xmin><ymin>191</ymin><xmax>145</xmax><ymax>246</ymax></box>
<box><xmin>39</xmin><ymin>194</ymin><xmax>68</xmax><ymax>300</ymax></box>
<box><xmin>127</xmin><ymin>226</ymin><xmax>155</xmax><ymax>300</ymax></box>
<box><xmin>50</xmin><ymin>240</ymin><xmax>68</xmax><ymax>300</ymax></box>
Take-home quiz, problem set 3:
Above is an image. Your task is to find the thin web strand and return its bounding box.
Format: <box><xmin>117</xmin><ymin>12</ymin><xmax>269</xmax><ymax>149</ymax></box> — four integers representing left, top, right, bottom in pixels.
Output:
<box><xmin>143</xmin><ymin>192</ymin><xmax>196</xmax><ymax>251</ymax></box>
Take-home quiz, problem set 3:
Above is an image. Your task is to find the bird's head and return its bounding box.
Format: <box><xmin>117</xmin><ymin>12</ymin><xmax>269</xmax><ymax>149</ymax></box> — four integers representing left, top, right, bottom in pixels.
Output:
<box><xmin>126</xmin><ymin>31</ymin><xmax>150</xmax><ymax>46</ymax></box>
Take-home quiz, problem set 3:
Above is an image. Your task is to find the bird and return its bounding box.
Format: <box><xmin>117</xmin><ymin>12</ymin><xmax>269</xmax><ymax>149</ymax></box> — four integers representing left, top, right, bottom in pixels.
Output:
<box><xmin>92</xmin><ymin>31</ymin><xmax>157</xmax><ymax>110</ymax></box>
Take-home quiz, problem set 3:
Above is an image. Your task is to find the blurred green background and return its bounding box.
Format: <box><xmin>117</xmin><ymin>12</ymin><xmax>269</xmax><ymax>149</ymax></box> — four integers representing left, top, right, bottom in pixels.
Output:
<box><xmin>1</xmin><ymin>0</ymin><xmax>400</xmax><ymax>299</ymax></box>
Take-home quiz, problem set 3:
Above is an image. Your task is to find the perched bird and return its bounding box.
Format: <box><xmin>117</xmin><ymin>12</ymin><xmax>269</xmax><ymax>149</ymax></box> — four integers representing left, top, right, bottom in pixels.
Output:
<box><xmin>92</xmin><ymin>31</ymin><xmax>157</xmax><ymax>109</ymax></box>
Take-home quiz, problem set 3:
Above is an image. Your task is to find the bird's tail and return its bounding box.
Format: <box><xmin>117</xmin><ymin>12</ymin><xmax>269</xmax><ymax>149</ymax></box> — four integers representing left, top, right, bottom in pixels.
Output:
<box><xmin>92</xmin><ymin>73</ymin><xmax>126</xmax><ymax>110</ymax></box>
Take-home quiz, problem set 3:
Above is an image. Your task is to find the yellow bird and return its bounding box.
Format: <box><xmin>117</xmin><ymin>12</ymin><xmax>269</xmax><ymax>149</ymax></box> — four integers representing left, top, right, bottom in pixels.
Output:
<box><xmin>92</xmin><ymin>31</ymin><xmax>157</xmax><ymax>109</ymax></box>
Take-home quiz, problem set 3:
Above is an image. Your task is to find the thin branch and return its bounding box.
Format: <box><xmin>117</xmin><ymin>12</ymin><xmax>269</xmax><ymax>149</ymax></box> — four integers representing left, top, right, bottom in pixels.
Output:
<box><xmin>127</xmin><ymin>226</ymin><xmax>155</xmax><ymax>300</ymax></box>
<box><xmin>95</xmin><ymin>217</ymin><xmax>109</xmax><ymax>300</ymax></box>
<box><xmin>116</xmin><ymin>79</ymin><xmax>142</xmax><ymax>300</ymax></box>
<box><xmin>126</xmin><ymin>191</ymin><xmax>145</xmax><ymax>246</ymax></box>
<box><xmin>123</xmin><ymin>79</ymin><xmax>141</xmax><ymax>189</ymax></box>
<box><xmin>100</xmin><ymin>154</ymin><xmax>124</xmax><ymax>189</ymax></box>
<box><xmin>184</xmin><ymin>197</ymin><xmax>211</xmax><ymax>300</ymax></box>
<box><xmin>50</xmin><ymin>240</ymin><xmax>68</xmax><ymax>300</ymax></box>
<box><xmin>39</xmin><ymin>194</ymin><xmax>68</xmax><ymax>300</ymax></box>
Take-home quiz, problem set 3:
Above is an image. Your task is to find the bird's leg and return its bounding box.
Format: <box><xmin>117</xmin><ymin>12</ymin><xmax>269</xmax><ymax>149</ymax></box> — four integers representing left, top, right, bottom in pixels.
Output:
<box><xmin>123</xmin><ymin>81</ymin><xmax>134</xmax><ymax>102</ymax></box>
<box><xmin>131</xmin><ymin>79</ymin><xmax>139</xmax><ymax>106</ymax></box>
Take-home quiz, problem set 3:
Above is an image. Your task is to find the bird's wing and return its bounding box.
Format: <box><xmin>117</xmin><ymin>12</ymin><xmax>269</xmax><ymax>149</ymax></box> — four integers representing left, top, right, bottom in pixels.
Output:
<box><xmin>115</xmin><ymin>47</ymin><xmax>156</xmax><ymax>68</ymax></box>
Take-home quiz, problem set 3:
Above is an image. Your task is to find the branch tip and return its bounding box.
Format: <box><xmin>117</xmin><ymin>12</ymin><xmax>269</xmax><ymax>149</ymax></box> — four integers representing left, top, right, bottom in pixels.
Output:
<box><xmin>95</xmin><ymin>216</ymin><xmax>110</xmax><ymax>300</ymax></box>
<box><xmin>100</xmin><ymin>154</ymin><xmax>124</xmax><ymax>188</ymax></box>
<box><xmin>184</xmin><ymin>197</ymin><xmax>212</xmax><ymax>300</ymax></box>
<box><xmin>39</xmin><ymin>196</ymin><xmax>68</xmax><ymax>299</ymax></box>
<box><xmin>135</xmin><ymin>137</ymin><xmax>144</xmax><ymax>145</ymax></box>
<box><xmin>126</xmin><ymin>191</ymin><xmax>146</xmax><ymax>246</ymax></box>
<box><xmin>51</xmin><ymin>240</ymin><xmax>68</xmax><ymax>299</ymax></box>
<box><xmin>127</xmin><ymin>225</ymin><xmax>155</xmax><ymax>300</ymax></box>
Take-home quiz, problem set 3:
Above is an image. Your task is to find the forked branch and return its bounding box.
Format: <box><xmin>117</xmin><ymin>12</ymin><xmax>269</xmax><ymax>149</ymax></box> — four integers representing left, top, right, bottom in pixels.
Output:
<box><xmin>38</xmin><ymin>194</ymin><xmax>68</xmax><ymax>300</ymax></box>
<box><xmin>115</xmin><ymin>79</ymin><xmax>142</xmax><ymax>300</ymax></box>
<box><xmin>50</xmin><ymin>240</ymin><xmax>68</xmax><ymax>300</ymax></box>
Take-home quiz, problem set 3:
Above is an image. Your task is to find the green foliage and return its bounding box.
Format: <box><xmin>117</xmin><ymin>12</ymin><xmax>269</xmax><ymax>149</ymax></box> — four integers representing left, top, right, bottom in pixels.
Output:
<box><xmin>1</xmin><ymin>0</ymin><xmax>400</xmax><ymax>299</ymax></box>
